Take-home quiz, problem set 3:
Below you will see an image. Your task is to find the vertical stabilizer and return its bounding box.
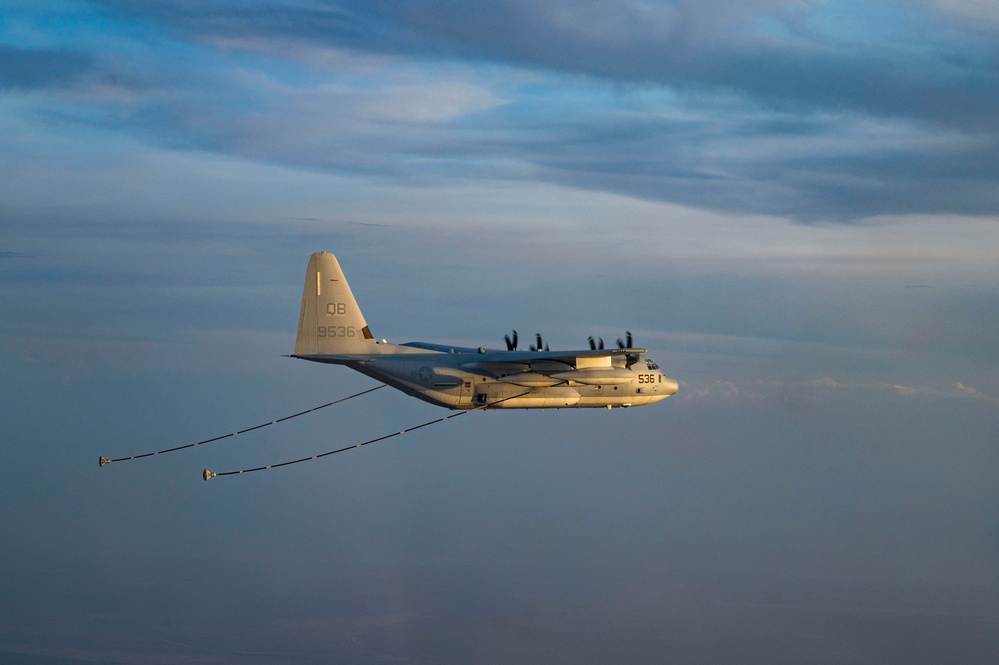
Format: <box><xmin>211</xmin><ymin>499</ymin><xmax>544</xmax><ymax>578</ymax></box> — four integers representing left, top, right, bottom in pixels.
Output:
<box><xmin>295</xmin><ymin>252</ymin><xmax>376</xmax><ymax>356</ymax></box>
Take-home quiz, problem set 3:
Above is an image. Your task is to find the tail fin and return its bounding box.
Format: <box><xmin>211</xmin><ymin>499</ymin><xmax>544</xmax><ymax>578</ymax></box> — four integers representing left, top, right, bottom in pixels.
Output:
<box><xmin>294</xmin><ymin>251</ymin><xmax>376</xmax><ymax>356</ymax></box>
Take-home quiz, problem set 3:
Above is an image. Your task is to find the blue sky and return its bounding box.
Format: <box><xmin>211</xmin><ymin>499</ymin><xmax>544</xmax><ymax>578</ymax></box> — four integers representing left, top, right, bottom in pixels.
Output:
<box><xmin>2</xmin><ymin>1</ymin><xmax>998</xmax><ymax>663</ymax></box>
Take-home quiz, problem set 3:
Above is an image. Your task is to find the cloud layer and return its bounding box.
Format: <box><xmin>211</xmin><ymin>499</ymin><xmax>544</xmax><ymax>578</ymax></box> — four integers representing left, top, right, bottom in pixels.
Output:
<box><xmin>2</xmin><ymin>0</ymin><xmax>997</xmax><ymax>219</ymax></box>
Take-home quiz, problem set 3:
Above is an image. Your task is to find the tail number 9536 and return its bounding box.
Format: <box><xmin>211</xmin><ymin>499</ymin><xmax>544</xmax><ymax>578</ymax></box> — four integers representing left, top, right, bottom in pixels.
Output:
<box><xmin>318</xmin><ymin>325</ymin><xmax>356</xmax><ymax>337</ymax></box>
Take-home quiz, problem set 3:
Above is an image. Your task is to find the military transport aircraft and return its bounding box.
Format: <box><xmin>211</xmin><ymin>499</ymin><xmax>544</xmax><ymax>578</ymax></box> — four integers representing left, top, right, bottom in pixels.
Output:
<box><xmin>293</xmin><ymin>251</ymin><xmax>678</xmax><ymax>409</ymax></box>
<box><xmin>99</xmin><ymin>251</ymin><xmax>679</xmax><ymax>478</ymax></box>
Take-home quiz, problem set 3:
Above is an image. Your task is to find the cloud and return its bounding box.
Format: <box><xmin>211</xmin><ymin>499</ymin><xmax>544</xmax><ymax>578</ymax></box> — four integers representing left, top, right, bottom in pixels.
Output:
<box><xmin>684</xmin><ymin>379</ymin><xmax>762</xmax><ymax>403</ymax></box>
<box><xmin>26</xmin><ymin>1</ymin><xmax>972</xmax><ymax>220</ymax></box>
<box><xmin>871</xmin><ymin>380</ymin><xmax>996</xmax><ymax>403</ymax></box>
<box><xmin>813</xmin><ymin>376</ymin><xmax>841</xmax><ymax>389</ymax></box>
<box><xmin>0</xmin><ymin>45</ymin><xmax>94</xmax><ymax>90</ymax></box>
<box><xmin>679</xmin><ymin>374</ymin><xmax>995</xmax><ymax>407</ymax></box>
<box><xmin>933</xmin><ymin>0</ymin><xmax>999</xmax><ymax>27</ymax></box>
<box><xmin>807</xmin><ymin>377</ymin><xmax>993</xmax><ymax>404</ymax></box>
<box><xmin>954</xmin><ymin>381</ymin><xmax>980</xmax><ymax>396</ymax></box>
<box><xmin>106</xmin><ymin>1</ymin><xmax>999</xmax><ymax>125</ymax></box>
<box><xmin>885</xmin><ymin>382</ymin><xmax>921</xmax><ymax>396</ymax></box>
<box><xmin>0</xmin><ymin>1</ymin><xmax>986</xmax><ymax>221</ymax></box>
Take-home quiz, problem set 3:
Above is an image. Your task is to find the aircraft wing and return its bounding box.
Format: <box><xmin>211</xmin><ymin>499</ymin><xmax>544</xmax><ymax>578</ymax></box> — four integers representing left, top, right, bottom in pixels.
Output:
<box><xmin>292</xmin><ymin>347</ymin><xmax>646</xmax><ymax>367</ymax></box>
<box><xmin>458</xmin><ymin>348</ymin><xmax>646</xmax><ymax>365</ymax></box>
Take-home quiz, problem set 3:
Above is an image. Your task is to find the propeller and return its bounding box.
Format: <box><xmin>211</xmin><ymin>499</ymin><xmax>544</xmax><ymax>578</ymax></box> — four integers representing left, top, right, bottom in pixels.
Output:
<box><xmin>588</xmin><ymin>336</ymin><xmax>605</xmax><ymax>350</ymax></box>
<box><xmin>616</xmin><ymin>331</ymin><xmax>639</xmax><ymax>366</ymax></box>
<box><xmin>530</xmin><ymin>333</ymin><xmax>549</xmax><ymax>352</ymax></box>
<box><xmin>504</xmin><ymin>330</ymin><xmax>518</xmax><ymax>351</ymax></box>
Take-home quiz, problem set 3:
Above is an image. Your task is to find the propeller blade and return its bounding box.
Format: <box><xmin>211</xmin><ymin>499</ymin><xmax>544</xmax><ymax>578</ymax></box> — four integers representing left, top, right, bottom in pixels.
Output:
<box><xmin>617</xmin><ymin>331</ymin><xmax>633</xmax><ymax>349</ymax></box>
<box><xmin>504</xmin><ymin>329</ymin><xmax>518</xmax><ymax>351</ymax></box>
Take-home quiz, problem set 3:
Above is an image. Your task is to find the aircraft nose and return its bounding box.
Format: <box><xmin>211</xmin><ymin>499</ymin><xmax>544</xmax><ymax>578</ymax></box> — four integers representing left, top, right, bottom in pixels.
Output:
<box><xmin>661</xmin><ymin>375</ymin><xmax>679</xmax><ymax>396</ymax></box>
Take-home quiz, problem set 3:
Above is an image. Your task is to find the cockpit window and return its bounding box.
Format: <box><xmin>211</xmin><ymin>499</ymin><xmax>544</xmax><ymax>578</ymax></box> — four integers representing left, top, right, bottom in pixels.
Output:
<box><xmin>645</xmin><ymin>358</ymin><xmax>659</xmax><ymax>370</ymax></box>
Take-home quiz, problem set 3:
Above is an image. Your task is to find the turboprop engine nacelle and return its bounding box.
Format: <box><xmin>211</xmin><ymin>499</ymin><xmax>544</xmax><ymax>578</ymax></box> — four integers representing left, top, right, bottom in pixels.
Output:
<box><xmin>497</xmin><ymin>372</ymin><xmax>564</xmax><ymax>387</ymax></box>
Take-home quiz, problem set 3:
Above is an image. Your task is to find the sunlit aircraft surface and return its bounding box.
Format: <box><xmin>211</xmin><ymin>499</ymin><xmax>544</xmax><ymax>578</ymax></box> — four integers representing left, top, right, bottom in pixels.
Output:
<box><xmin>292</xmin><ymin>252</ymin><xmax>679</xmax><ymax>409</ymax></box>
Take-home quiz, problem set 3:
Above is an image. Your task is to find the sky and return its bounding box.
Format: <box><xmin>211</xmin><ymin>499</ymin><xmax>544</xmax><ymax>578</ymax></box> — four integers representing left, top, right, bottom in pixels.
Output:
<box><xmin>1</xmin><ymin>0</ymin><xmax>998</xmax><ymax>663</ymax></box>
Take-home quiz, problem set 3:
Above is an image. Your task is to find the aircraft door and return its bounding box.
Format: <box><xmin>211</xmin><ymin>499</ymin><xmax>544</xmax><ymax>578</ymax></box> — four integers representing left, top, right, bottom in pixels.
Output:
<box><xmin>459</xmin><ymin>377</ymin><xmax>474</xmax><ymax>408</ymax></box>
